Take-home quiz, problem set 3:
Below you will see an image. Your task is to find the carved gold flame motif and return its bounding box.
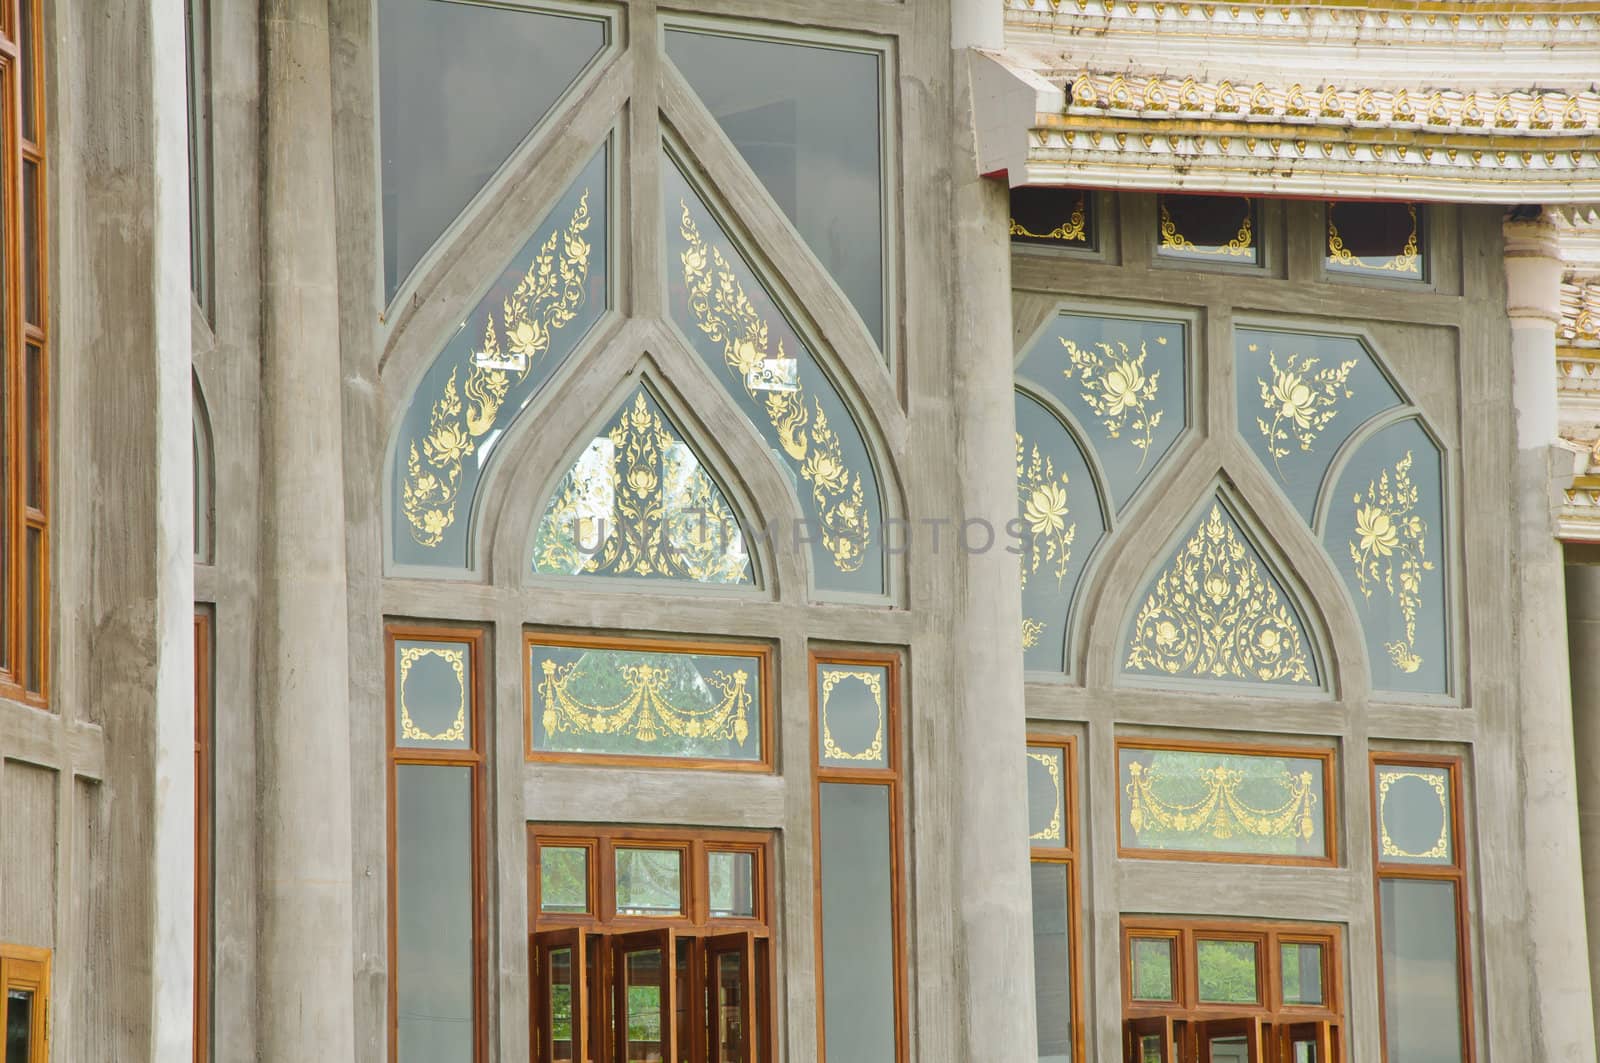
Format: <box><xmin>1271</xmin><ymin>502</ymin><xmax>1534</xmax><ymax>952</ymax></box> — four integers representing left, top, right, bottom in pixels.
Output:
<box><xmin>538</xmin><ymin>657</ymin><xmax>751</xmax><ymax>746</ymax></box>
<box><xmin>1126</xmin><ymin>760</ymin><xmax>1319</xmax><ymax>843</ymax></box>
<box><xmin>1058</xmin><ymin>336</ymin><xmax>1164</xmax><ymax>468</ymax></box>
<box><xmin>1126</xmin><ymin>503</ymin><xmax>1314</xmax><ymax>683</ymax></box>
<box><xmin>1255</xmin><ymin>348</ymin><xmax>1357</xmax><ymax>479</ymax></box>
<box><xmin>401</xmin><ymin>192</ymin><xmax>594</xmax><ymax>548</ymax></box>
<box><xmin>1327</xmin><ymin>203</ymin><xmax>1421</xmax><ymax>275</ymax></box>
<box><xmin>1348</xmin><ymin>451</ymin><xmax>1435</xmax><ymax>674</ymax></box>
<box><xmin>677</xmin><ymin>204</ymin><xmax>869</xmax><ymax>572</ymax></box>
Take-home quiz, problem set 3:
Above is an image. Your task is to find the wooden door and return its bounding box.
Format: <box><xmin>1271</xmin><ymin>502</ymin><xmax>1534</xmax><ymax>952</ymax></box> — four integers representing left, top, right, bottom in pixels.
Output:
<box><xmin>533</xmin><ymin>928</ymin><xmax>587</xmax><ymax>1063</ymax></box>
<box><xmin>1125</xmin><ymin>1015</ymin><xmax>1178</xmax><ymax>1063</ymax></box>
<box><xmin>1279</xmin><ymin>1020</ymin><xmax>1335</xmax><ymax>1063</ymax></box>
<box><xmin>1195</xmin><ymin>1016</ymin><xmax>1265</xmax><ymax>1063</ymax></box>
<box><xmin>612</xmin><ymin>928</ymin><xmax>676</xmax><ymax>1063</ymax></box>
<box><xmin>703</xmin><ymin>932</ymin><xmax>755</xmax><ymax>1063</ymax></box>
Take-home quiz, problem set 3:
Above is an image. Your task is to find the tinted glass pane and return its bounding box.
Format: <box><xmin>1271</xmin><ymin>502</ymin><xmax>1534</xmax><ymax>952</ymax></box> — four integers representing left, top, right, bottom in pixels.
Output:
<box><xmin>1026</xmin><ymin>746</ymin><xmax>1066</xmax><ymax>845</ymax></box>
<box><xmin>379</xmin><ymin>0</ymin><xmax>605</xmax><ymax>298</ymax></box>
<box><xmin>533</xmin><ymin>386</ymin><xmax>752</xmax><ymax>583</ymax></box>
<box><xmin>1010</xmin><ymin>187</ymin><xmax>1094</xmax><ymax>248</ymax></box>
<box><xmin>714</xmin><ymin>951</ymin><xmax>747</xmax><ymax>1058</ymax></box>
<box><xmin>1235</xmin><ymin>328</ymin><xmax>1402</xmax><ymax>523</ymax></box>
<box><xmin>1327</xmin><ymin>202</ymin><xmax>1423</xmax><ymax>278</ymax></box>
<box><xmin>394</xmin><ymin>639</ymin><xmax>472</xmax><ymax>749</ymax></box>
<box><xmin>1376</xmin><ymin>765</ymin><xmax>1454</xmax><ymax>866</ymax></box>
<box><xmin>22</xmin><ymin>160</ymin><xmax>37</xmax><ymax>327</ymax></box>
<box><xmin>530</xmin><ymin>641</ymin><xmax>763</xmax><ymax>763</ymax></box>
<box><xmin>615</xmin><ymin>849</ymin><xmax>682</xmax><ymax>916</ymax></box>
<box><xmin>18</xmin><ymin>0</ymin><xmax>34</xmax><ymax>143</ymax></box>
<box><xmin>540</xmin><ymin>846</ymin><xmax>589</xmax><ymax>914</ymax></box>
<box><xmin>24</xmin><ymin>527</ymin><xmax>39</xmax><ymax>693</ymax></box>
<box><xmin>5</xmin><ymin>989</ymin><xmax>30</xmax><ymax>1063</ymax></box>
<box><xmin>549</xmin><ymin>945</ymin><xmax>575</xmax><ymax>1060</ymax></box>
<box><xmin>1129</xmin><ymin>937</ymin><xmax>1173</xmax><ymax>1001</ymax></box>
<box><xmin>1156</xmin><ymin>194</ymin><xmax>1258</xmax><ymax>264</ymax></box>
<box><xmin>818</xmin><ymin>783</ymin><xmax>897</xmax><ymax>1063</ymax></box>
<box><xmin>1380</xmin><ymin>878</ymin><xmax>1465</xmax><ymax>1063</ymax></box>
<box><xmin>1197</xmin><ymin>939</ymin><xmax>1259</xmax><ymax>1004</ymax></box>
<box><xmin>395</xmin><ymin>764</ymin><xmax>475</xmax><ymax>1063</ymax></box>
<box><xmin>666</xmin><ymin>158</ymin><xmax>885</xmax><ymax>596</ymax></box>
<box><xmin>391</xmin><ymin>146</ymin><xmax>608</xmax><ymax>569</ymax></box>
<box><xmin>708</xmin><ymin>850</ymin><xmax>755</xmax><ymax>919</ymax></box>
<box><xmin>1123</xmin><ymin>498</ymin><xmax>1320</xmax><ymax>688</ymax></box>
<box><xmin>1031</xmin><ymin>862</ymin><xmax>1074</xmax><ymax>1062</ymax></box>
<box><xmin>0</xmin><ymin>356</ymin><xmax>8</xmax><ymax>671</ymax></box>
<box><xmin>1281</xmin><ymin>942</ymin><xmax>1326</xmax><ymax>1005</ymax></box>
<box><xmin>622</xmin><ymin>947</ymin><xmax>666</xmax><ymax>1061</ymax></box>
<box><xmin>185</xmin><ymin>0</ymin><xmax>211</xmax><ymax>310</ymax></box>
<box><xmin>666</xmin><ymin>30</ymin><xmax>885</xmax><ymax>348</ymax></box>
<box><xmin>23</xmin><ymin>344</ymin><xmax>39</xmax><ymax>511</ymax></box>
<box><xmin>817</xmin><ymin>663</ymin><xmax>888</xmax><ymax>768</ymax></box>
<box><xmin>1119</xmin><ymin>745</ymin><xmax>1329</xmax><ymax>859</ymax></box>
<box><xmin>1323</xmin><ymin>417</ymin><xmax>1447</xmax><ymax>694</ymax></box>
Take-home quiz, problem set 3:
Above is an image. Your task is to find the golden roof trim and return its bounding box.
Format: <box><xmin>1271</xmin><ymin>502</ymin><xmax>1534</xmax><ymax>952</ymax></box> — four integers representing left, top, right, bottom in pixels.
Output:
<box><xmin>1562</xmin><ymin>279</ymin><xmax>1600</xmax><ymax>344</ymax></box>
<box><xmin>1008</xmin><ymin>0</ymin><xmax>1600</xmax><ymax>30</ymax></box>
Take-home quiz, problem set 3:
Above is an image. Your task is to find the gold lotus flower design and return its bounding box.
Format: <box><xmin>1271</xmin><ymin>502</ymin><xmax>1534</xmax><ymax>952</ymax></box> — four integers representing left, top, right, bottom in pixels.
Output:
<box><xmin>1025</xmin><ymin>482</ymin><xmax>1069</xmax><ymax>536</ymax></box>
<box><xmin>1348</xmin><ymin>451</ymin><xmax>1435</xmax><ymax>675</ymax></box>
<box><xmin>1255</xmin><ymin>350</ymin><xmax>1356</xmax><ymax>481</ymax></box>
<box><xmin>1060</xmin><ymin>336</ymin><xmax>1164</xmax><ymax>470</ymax></box>
<box><xmin>1355</xmin><ymin>505</ymin><xmax>1399</xmax><ymax>556</ymax></box>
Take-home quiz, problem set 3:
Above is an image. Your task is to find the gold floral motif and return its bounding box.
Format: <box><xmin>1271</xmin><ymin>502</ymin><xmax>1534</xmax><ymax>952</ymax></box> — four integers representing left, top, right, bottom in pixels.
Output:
<box><xmin>1028</xmin><ymin>749</ymin><xmax>1064</xmax><ymax>843</ymax></box>
<box><xmin>819</xmin><ymin>668</ymin><xmax>885</xmax><ymax>763</ymax></box>
<box><xmin>1022</xmin><ymin>617</ymin><xmax>1047</xmax><ymax>649</ymax></box>
<box><xmin>538</xmin><ymin>657</ymin><xmax>751</xmax><ymax>746</ymax></box>
<box><xmin>398</xmin><ymin>646</ymin><xmax>467</xmax><ymax>744</ymax></box>
<box><xmin>534</xmin><ymin>390</ymin><xmax>750</xmax><ymax>583</ymax></box>
<box><xmin>401</xmin><ymin>192</ymin><xmax>594</xmax><ymax>548</ymax></box>
<box><xmin>1126</xmin><ymin>503</ymin><xmax>1314</xmax><ymax>683</ymax></box>
<box><xmin>1348</xmin><ymin>451</ymin><xmax>1435</xmax><ymax>674</ymax></box>
<box><xmin>1017</xmin><ymin>433</ymin><xmax>1078</xmax><ymax>590</ymax></box>
<box><xmin>1327</xmin><ymin>203</ymin><xmax>1422</xmax><ymax>275</ymax></box>
<box><xmin>1126</xmin><ymin>760</ymin><xmax>1319</xmax><ymax>843</ymax></box>
<box><xmin>677</xmin><ymin>204</ymin><xmax>870</xmax><ymax>572</ymax></box>
<box><xmin>1255</xmin><ymin>349</ymin><xmax>1357</xmax><ymax>478</ymax></box>
<box><xmin>1009</xmin><ymin>193</ymin><xmax>1088</xmax><ymax>243</ymax></box>
<box><xmin>1158</xmin><ymin>200</ymin><xmax>1254</xmax><ymax>258</ymax></box>
<box><xmin>1377</xmin><ymin>769</ymin><xmax>1451</xmax><ymax>860</ymax></box>
<box><xmin>1058</xmin><ymin>336</ymin><xmax>1164</xmax><ymax>469</ymax></box>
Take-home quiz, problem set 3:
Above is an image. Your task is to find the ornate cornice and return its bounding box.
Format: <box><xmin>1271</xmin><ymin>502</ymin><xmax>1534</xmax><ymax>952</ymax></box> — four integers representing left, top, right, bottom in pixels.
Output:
<box><xmin>1562</xmin><ymin>279</ymin><xmax>1600</xmax><ymax>346</ymax></box>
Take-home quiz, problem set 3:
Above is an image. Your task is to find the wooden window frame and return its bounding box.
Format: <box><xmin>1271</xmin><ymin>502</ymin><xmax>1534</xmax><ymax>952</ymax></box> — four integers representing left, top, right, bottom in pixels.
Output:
<box><xmin>1115</xmin><ymin>737</ymin><xmax>1339</xmax><ymax>868</ymax></box>
<box><xmin>0</xmin><ymin>942</ymin><xmax>50</xmax><ymax>1063</ymax></box>
<box><xmin>386</xmin><ymin>623</ymin><xmax>488</xmax><ymax>1063</ymax></box>
<box><xmin>1370</xmin><ymin>753</ymin><xmax>1474</xmax><ymax>1063</ymax></box>
<box><xmin>810</xmin><ymin>647</ymin><xmax>907</xmax><ymax>1063</ymax></box>
<box><xmin>193</xmin><ymin>609</ymin><xmax>213</xmax><ymax>1063</ymax></box>
<box><xmin>523</xmin><ymin>629</ymin><xmax>775</xmax><ymax>773</ymax></box>
<box><xmin>1027</xmin><ymin>733</ymin><xmax>1083</xmax><ymax>1063</ymax></box>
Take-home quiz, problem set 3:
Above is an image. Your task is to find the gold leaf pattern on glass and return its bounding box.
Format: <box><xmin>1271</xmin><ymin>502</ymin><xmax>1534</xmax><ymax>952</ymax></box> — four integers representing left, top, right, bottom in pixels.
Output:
<box><xmin>1126</xmin><ymin>503</ymin><xmax>1314</xmax><ymax>684</ymax></box>
<box><xmin>1126</xmin><ymin>760</ymin><xmax>1319</xmax><ymax>842</ymax></box>
<box><xmin>537</xmin><ymin>658</ymin><xmax>752</xmax><ymax>746</ymax></box>
<box><xmin>1016</xmin><ymin>433</ymin><xmax>1078</xmax><ymax>590</ymax></box>
<box><xmin>1255</xmin><ymin>350</ymin><xmax>1357</xmax><ymax>478</ymax></box>
<box><xmin>1348</xmin><ymin>451</ymin><xmax>1435</xmax><ymax>674</ymax></box>
<box><xmin>1158</xmin><ymin>200</ymin><xmax>1253</xmax><ymax>257</ymax></box>
<box><xmin>1021</xmin><ymin>617</ymin><xmax>1046</xmax><ymax>650</ymax></box>
<box><xmin>1009</xmin><ymin>192</ymin><xmax>1087</xmax><ymax>242</ymax></box>
<box><xmin>1028</xmin><ymin>749</ymin><xmax>1064</xmax><ymax>843</ymax></box>
<box><xmin>533</xmin><ymin>389</ymin><xmax>751</xmax><ymax>583</ymax></box>
<box><xmin>1377</xmin><ymin>769</ymin><xmax>1450</xmax><ymax>860</ymax></box>
<box><xmin>401</xmin><ymin>192</ymin><xmax>594</xmax><ymax>548</ymax></box>
<box><xmin>677</xmin><ymin>204</ymin><xmax>870</xmax><ymax>572</ymax></box>
<box><xmin>1327</xmin><ymin>203</ymin><xmax>1421</xmax><ymax>275</ymax></box>
<box><xmin>819</xmin><ymin>668</ymin><xmax>885</xmax><ymax>763</ymax></box>
<box><xmin>398</xmin><ymin>646</ymin><xmax>467</xmax><ymax>744</ymax></box>
<box><xmin>1058</xmin><ymin>337</ymin><xmax>1163</xmax><ymax>469</ymax></box>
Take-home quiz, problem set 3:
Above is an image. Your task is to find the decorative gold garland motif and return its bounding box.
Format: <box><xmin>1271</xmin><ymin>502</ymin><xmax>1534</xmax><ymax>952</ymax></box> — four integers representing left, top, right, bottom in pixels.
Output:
<box><xmin>398</xmin><ymin>645</ymin><xmax>467</xmax><ymax>744</ymax></box>
<box><xmin>1377</xmin><ymin>769</ymin><xmax>1451</xmax><ymax>860</ymax></box>
<box><xmin>1009</xmin><ymin>193</ymin><xmax>1088</xmax><ymax>243</ymax></box>
<box><xmin>1126</xmin><ymin>503</ymin><xmax>1314</xmax><ymax>683</ymax></box>
<box><xmin>1255</xmin><ymin>347</ymin><xmax>1357</xmax><ymax>479</ymax></box>
<box><xmin>401</xmin><ymin>192</ymin><xmax>594</xmax><ymax>548</ymax></box>
<box><xmin>1327</xmin><ymin>203</ymin><xmax>1421</xmax><ymax>275</ymax></box>
<box><xmin>534</xmin><ymin>390</ymin><xmax>750</xmax><ymax>583</ymax></box>
<box><xmin>677</xmin><ymin>205</ymin><xmax>870</xmax><ymax>573</ymax></box>
<box><xmin>537</xmin><ymin>657</ymin><xmax>752</xmax><ymax>747</ymax></box>
<box><xmin>1159</xmin><ymin>200</ymin><xmax>1254</xmax><ymax>258</ymax></box>
<box><xmin>1126</xmin><ymin>759</ymin><xmax>1319</xmax><ymax>845</ymax></box>
<box><xmin>819</xmin><ymin>668</ymin><xmax>885</xmax><ymax>763</ymax></box>
<box><xmin>1058</xmin><ymin>335</ymin><xmax>1165</xmax><ymax>469</ymax></box>
<box><xmin>1028</xmin><ymin>749</ymin><xmax>1064</xmax><ymax>843</ymax></box>
<box><xmin>1348</xmin><ymin>451</ymin><xmax>1435</xmax><ymax>674</ymax></box>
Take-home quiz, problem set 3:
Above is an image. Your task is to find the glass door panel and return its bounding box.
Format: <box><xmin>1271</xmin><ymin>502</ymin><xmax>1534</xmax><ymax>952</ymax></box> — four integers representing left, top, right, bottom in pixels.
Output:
<box><xmin>1281</xmin><ymin>1021</ymin><xmax>1335</xmax><ymax>1063</ymax></box>
<box><xmin>1125</xmin><ymin>1016</ymin><xmax>1178</xmax><ymax>1063</ymax></box>
<box><xmin>534</xmin><ymin>928</ymin><xmax>587</xmax><ymax>1063</ymax></box>
<box><xmin>613</xmin><ymin>928</ymin><xmax>675</xmax><ymax>1063</ymax></box>
<box><xmin>704</xmin><ymin>932</ymin><xmax>755</xmax><ymax>1063</ymax></box>
<box><xmin>1195</xmin><ymin>1017</ymin><xmax>1263</xmax><ymax>1063</ymax></box>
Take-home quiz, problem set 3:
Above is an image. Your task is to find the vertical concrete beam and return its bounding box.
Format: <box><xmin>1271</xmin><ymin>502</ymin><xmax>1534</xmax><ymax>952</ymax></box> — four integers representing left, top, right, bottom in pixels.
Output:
<box><xmin>259</xmin><ymin>1</ymin><xmax>357</xmax><ymax>1058</ymax></box>
<box><xmin>1505</xmin><ymin>214</ymin><xmax>1599</xmax><ymax>1062</ymax></box>
<box><xmin>951</xmin><ymin>0</ymin><xmax>1003</xmax><ymax>50</ymax></box>
<box><xmin>1566</xmin><ymin>561</ymin><xmax>1600</xmax><ymax>1045</ymax></box>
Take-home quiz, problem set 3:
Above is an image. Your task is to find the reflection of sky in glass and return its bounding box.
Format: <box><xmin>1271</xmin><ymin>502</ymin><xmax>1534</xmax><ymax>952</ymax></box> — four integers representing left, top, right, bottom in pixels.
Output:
<box><xmin>665</xmin><ymin>29</ymin><xmax>885</xmax><ymax>349</ymax></box>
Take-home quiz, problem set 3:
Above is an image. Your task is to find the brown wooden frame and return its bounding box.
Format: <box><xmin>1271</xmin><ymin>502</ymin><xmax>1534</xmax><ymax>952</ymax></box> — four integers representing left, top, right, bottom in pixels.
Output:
<box><xmin>0</xmin><ymin>0</ymin><xmax>47</xmax><ymax>705</ymax></box>
<box><xmin>0</xmin><ymin>942</ymin><xmax>50</xmax><ymax>1063</ymax></box>
<box><xmin>523</xmin><ymin>629</ymin><xmax>776</xmax><ymax>772</ymax></box>
<box><xmin>1028</xmin><ymin>733</ymin><xmax>1084</xmax><ymax>1063</ymax></box>
<box><xmin>810</xmin><ymin>646</ymin><xmax>907</xmax><ymax>1063</ymax></box>
<box><xmin>1114</xmin><ymin>737</ymin><xmax>1340</xmax><ymax>868</ymax></box>
<box><xmin>193</xmin><ymin>609</ymin><xmax>213</xmax><ymax>1063</ymax></box>
<box><xmin>531</xmin><ymin>926</ymin><xmax>587</xmax><ymax>1063</ymax></box>
<box><xmin>386</xmin><ymin>623</ymin><xmax>488</xmax><ymax>1063</ymax></box>
<box><xmin>1369</xmin><ymin>753</ymin><xmax>1474</xmax><ymax>1063</ymax></box>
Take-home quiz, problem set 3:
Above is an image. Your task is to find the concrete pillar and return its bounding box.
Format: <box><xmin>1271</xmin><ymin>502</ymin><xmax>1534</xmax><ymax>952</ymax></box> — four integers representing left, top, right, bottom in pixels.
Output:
<box><xmin>951</xmin><ymin>0</ymin><xmax>1004</xmax><ymax>50</ymax></box>
<box><xmin>259</xmin><ymin>1</ymin><xmax>357</xmax><ymax>1059</ymax></box>
<box><xmin>1505</xmin><ymin>214</ymin><xmax>1599</xmax><ymax>1061</ymax></box>
<box><xmin>1567</xmin><ymin>562</ymin><xmax>1600</xmax><ymax>1045</ymax></box>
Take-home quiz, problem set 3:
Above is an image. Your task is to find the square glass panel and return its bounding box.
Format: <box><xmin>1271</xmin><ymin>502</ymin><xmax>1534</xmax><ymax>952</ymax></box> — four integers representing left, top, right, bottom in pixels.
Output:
<box><xmin>1380</xmin><ymin>878</ymin><xmax>1464</xmax><ymax>1062</ymax></box>
<box><xmin>708</xmin><ymin>850</ymin><xmax>756</xmax><ymax>919</ymax></box>
<box><xmin>1010</xmin><ymin>187</ymin><xmax>1094</xmax><ymax>249</ymax></box>
<box><xmin>1281</xmin><ymin>942</ymin><xmax>1326</xmax><ymax>1006</ymax></box>
<box><xmin>1197</xmin><ymin>939</ymin><xmax>1260</xmax><ymax>1004</ymax></box>
<box><xmin>394</xmin><ymin>639</ymin><xmax>472</xmax><ymax>749</ymax></box>
<box><xmin>1326</xmin><ymin>201</ymin><xmax>1423</xmax><ymax>278</ymax></box>
<box><xmin>1129</xmin><ymin>937</ymin><xmax>1175</xmax><ymax>1001</ymax></box>
<box><xmin>1030</xmin><ymin>861</ymin><xmax>1074</xmax><ymax>1062</ymax></box>
<box><xmin>1156</xmin><ymin>194</ymin><xmax>1259</xmax><ymax>265</ymax></box>
<box><xmin>540</xmin><ymin>846</ymin><xmax>590</xmax><ymax>914</ymax></box>
<box><xmin>1376</xmin><ymin>764</ymin><xmax>1454</xmax><ymax>865</ymax></box>
<box><xmin>1027</xmin><ymin>746</ymin><xmax>1067</xmax><ymax>845</ymax></box>
<box><xmin>615</xmin><ymin>848</ymin><xmax>683</xmax><ymax>916</ymax></box>
<box><xmin>818</xmin><ymin>663</ymin><xmax>889</xmax><ymax>768</ymax></box>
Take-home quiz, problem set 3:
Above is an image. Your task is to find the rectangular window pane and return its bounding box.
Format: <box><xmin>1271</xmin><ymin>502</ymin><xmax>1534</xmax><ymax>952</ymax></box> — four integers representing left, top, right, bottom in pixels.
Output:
<box><xmin>548</xmin><ymin>945</ymin><xmax>575</xmax><ymax>1060</ymax></box>
<box><xmin>1281</xmin><ymin>942</ymin><xmax>1326</xmax><ymax>1005</ymax></box>
<box><xmin>1027</xmin><ymin>746</ymin><xmax>1066</xmax><ymax>845</ymax></box>
<box><xmin>21</xmin><ymin>159</ymin><xmax>37</xmax><ymax>328</ymax></box>
<box><xmin>394</xmin><ymin>764</ymin><xmax>475</xmax><ymax>1063</ymax></box>
<box><xmin>539</xmin><ymin>846</ymin><xmax>589</xmax><ymax>914</ymax></box>
<box><xmin>708</xmin><ymin>850</ymin><xmax>755</xmax><ymax>919</ymax></box>
<box><xmin>818</xmin><ymin>663</ymin><xmax>888</xmax><ymax>768</ymax></box>
<box><xmin>1327</xmin><ymin>202</ymin><xmax>1423</xmax><ymax>278</ymax></box>
<box><xmin>394</xmin><ymin>639</ymin><xmax>472</xmax><ymax>749</ymax></box>
<box><xmin>1156</xmin><ymin>194</ymin><xmax>1259</xmax><ymax>265</ymax></box>
<box><xmin>0</xmin><ymin>362</ymin><xmax>9</xmax><ymax>673</ymax></box>
<box><xmin>1196</xmin><ymin>939</ymin><xmax>1259</xmax><ymax>1004</ymax></box>
<box><xmin>185</xmin><ymin>0</ymin><xmax>212</xmax><ymax>310</ymax></box>
<box><xmin>1030</xmin><ymin>861</ymin><xmax>1074</xmax><ymax>1062</ymax></box>
<box><xmin>615</xmin><ymin>848</ymin><xmax>682</xmax><ymax>916</ymax></box>
<box><xmin>1120</xmin><ymin>745</ymin><xmax>1330</xmax><ymax>860</ymax></box>
<box><xmin>620</xmin><ymin>945</ymin><xmax>667</xmax><ymax>1060</ymax></box>
<box><xmin>531</xmin><ymin>640</ymin><xmax>763</xmax><ymax>763</ymax></box>
<box><xmin>6</xmin><ymin>988</ymin><xmax>33</xmax><ymax>1062</ymax></box>
<box><xmin>18</xmin><ymin>0</ymin><xmax>34</xmax><ymax>143</ymax></box>
<box><xmin>818</xmin><ymin>782</ymin><xmax>897</xmax><ymax>1063</ymax></box>
<box><xmin>24</xmin><ymin>526</ymin><xmax>39</xmax><ymax>692</ymax></box>
<box><xmin>24</xmin><ymin>343</ymin><xmax>40</xmax><ymax>510</ymax></box>
<box><xmin>1376</xmin><ymin>765</ymin><xmax>1454</xmax><ymax>866</ymax></box>
<box><xmin>1381</xmin><ymin>878</ymin><xmax>1465</xmax><ymax>1063</ymax></box>
<box><xmin>1129</xmin><ymin>937</ymin><xmax>1174</xmax><ymax>1001</ymax></box>
<box><xmin>713</xmin><ymin>951</ymin><xmax>746</xmax><ymax>1058</ymax></box>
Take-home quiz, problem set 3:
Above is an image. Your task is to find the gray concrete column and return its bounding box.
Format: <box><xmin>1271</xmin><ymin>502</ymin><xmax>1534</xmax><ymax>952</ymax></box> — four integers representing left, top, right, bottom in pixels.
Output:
<box><xmin>1566</xmin><ymin>561</ymin><xmax>1600</xmax><ymax>1045</ymax></box>
<box><xmin>1506</xmin><ymin>214</ymin><xmax>1599</xmax><ymax>1061</ymax></box>
<box><xmin>259</xmin><ymin>1</ymin><xmax>357</xmax><ymax>1058</ymax></box>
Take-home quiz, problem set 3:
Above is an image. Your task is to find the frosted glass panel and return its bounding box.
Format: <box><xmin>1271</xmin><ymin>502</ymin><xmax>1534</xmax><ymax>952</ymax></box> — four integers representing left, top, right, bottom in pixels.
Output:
<box><xmin>1031</xmin><ymin>862</ymin><xmax>1075</xmax><ymax>1062</ymax></box>
<box><xmin>818</xmin><ymin>783</ymin><xmax>897</xmax><ymax>1063</ymax></box>
<box><xmin>1376</xmin><ymin>765</ymin><xmax>1454</xmax><ymax>866</ymax></box>
<box><xmin>817</xmin><ymin>663</ymin><xmax>888</xmax><ymax>769</ymax></box>
<box><xmin>1027</xmin><ymin>746</ymin><xmax>1066</xmax><ymax>846</ymax></box>
<box><xmin>394</xmin><ymin>639</ymin><xmax>471</xmax><ymax>749</ymax></box>
<box><xmin>1380</xmin><ymin>879</ymin><xmax>1465</xmax><ymax>1063</ymax></box>
<box><xmin>395</xmin><ymin>765</ymin><xmax>474</xmax><ymax>1063</ymax></box>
